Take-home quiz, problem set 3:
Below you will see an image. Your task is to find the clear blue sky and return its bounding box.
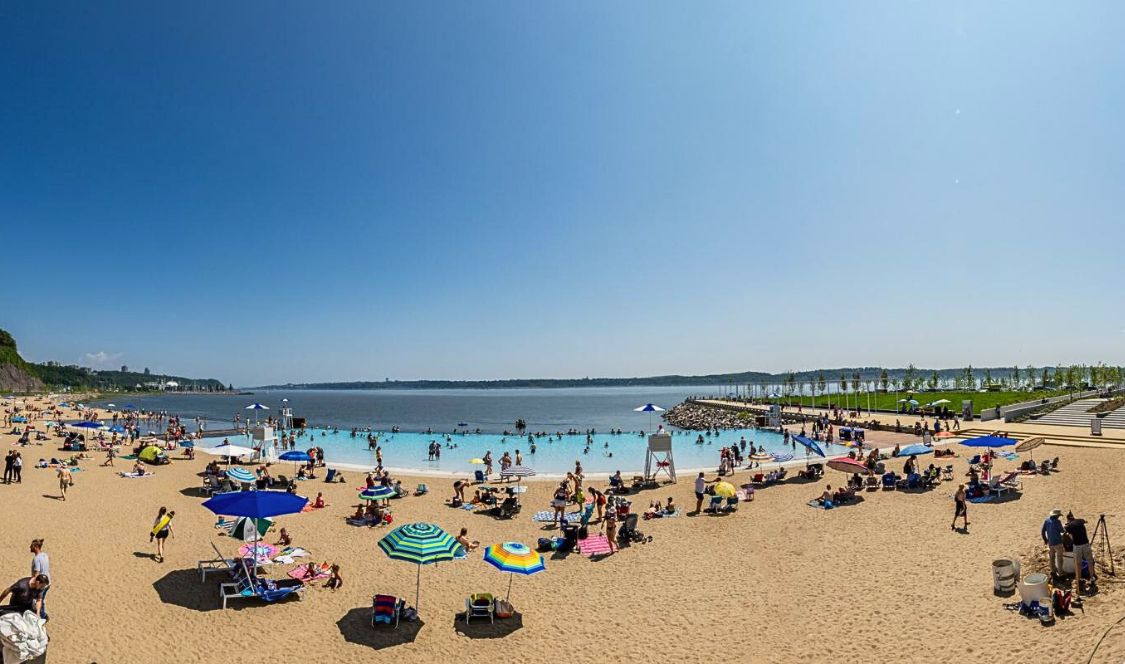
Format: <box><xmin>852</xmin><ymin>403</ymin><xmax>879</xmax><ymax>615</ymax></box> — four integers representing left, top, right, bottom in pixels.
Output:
<box><xmin>2</xmin><ymin>2</ymin><xmax>1122</xmax><ymax>385</ymax></box>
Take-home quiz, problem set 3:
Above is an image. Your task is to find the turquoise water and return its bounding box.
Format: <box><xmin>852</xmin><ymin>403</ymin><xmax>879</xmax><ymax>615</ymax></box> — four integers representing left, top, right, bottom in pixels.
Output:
<box><xmin>202</xmin><ymin>427</ymin><xmax>856</xmax><ymax>475</ymax></box>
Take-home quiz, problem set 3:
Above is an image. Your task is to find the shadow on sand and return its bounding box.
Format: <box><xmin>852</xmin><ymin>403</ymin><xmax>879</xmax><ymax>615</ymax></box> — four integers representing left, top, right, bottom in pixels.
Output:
<box><xmin>336</xmin><ymin>607</ymin><xmax>424</xmax><ymax>649</ymax></box>
<box><xmin>452</xmin><ymin>611</ymin><xmax>524</xmax><ymax>639</ymax></box>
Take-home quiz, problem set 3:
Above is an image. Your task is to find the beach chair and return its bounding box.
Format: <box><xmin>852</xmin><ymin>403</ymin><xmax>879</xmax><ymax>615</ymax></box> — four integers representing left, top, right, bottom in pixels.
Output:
<box><xmin>219</xmin><ymin>560</ymin><xmax>304</xmax><ymax>609</ymax></box>
<box><xmin>942</xmin><ymin>465</ymin><xmax>954</xmax><ymax>481</ymax></box>
<box><xmin>414</xmin><ymin>483</ymin><xmax>428</xmax><ymax>496</ymax></box>
<box><xmin>864</xmin><ymin>476</ymin><xmax>879</xmax><ymax>491</ymax></box>
<box><xmin>372</xmin><ymin>594</ymin><xmax>404</xmax><ymax>627</ymax></box>
<box><xmin>474</xmin><ymin>470</ymin><xmax>486</xmax><ymax>483</ymax></box>
<box><xmin>1050</xmin><ymin>457</ymin><xmax>1059</xmax><ymax>470</ymax></box>
<box><xmin>464</xmin><ymin>593</ymin><xmax>495</xmax><ymax>623</ymax></box>
<box><xmin>324</xmin><ymin>468</ymin><xmax>337</xmax><ymax>483</ymax></box>
<box><xmin>705</xmin><ymin>495</ymin><xmax>723</xmax><ymax>512</ymax></box>
<box><xmin>198</xmin><ymin>542</ymin><xmax>238</xmax><ymax>582</ymax></box>
<box><xmin>1038</xmin><ymin>460</ymin><xmax>1050</xmax><ymax>475</ymax></box>
<box><xmin>967</xmin><ymin>454</ymin><xmax>981</xmax><ymax>469</ymax></box>
<box><xmin>724</xmin><ymin>496</ymin><xmax>739</xmax><ymax>512</ymax></box>
<box><xmin>881</xmin><ymin>473</ymin><xmax>897</xmax><ymax>490</ymax></box>
<box><xmin>994</xmin><ymin>471</ymin><xmax>1022</xmax><ymax>494</ymax></box>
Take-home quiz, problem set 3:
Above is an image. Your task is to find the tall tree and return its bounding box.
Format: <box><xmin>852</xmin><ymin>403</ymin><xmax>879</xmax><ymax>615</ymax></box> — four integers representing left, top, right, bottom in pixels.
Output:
<box><xmin>879</xmin><ymin>368</ymin><xmax>889</xmax><ymax>392</ymax></box>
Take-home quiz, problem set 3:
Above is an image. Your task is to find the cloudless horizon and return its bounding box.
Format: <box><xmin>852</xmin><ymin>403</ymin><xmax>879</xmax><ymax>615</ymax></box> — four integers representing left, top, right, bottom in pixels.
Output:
<box><xmin>2</xmin><ymin>2</ymin><xmax>1123</xmax><ymax>385</ymax></box>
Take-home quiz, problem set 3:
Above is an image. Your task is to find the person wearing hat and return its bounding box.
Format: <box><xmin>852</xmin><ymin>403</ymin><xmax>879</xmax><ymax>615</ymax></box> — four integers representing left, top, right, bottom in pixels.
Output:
<box><xmin>1042</xmin><ymin>508</ymin><xmax>1066</xmax><ymax>578</ymax></box>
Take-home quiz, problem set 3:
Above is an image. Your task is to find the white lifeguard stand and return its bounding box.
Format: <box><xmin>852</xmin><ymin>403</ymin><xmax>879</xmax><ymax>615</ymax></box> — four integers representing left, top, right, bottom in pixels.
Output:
<box><xmin>280</xmin><ymin>405</ymin><xmax>293</xmax><ymax>431</ymax></box>
<box><xmin>644</xmin><ymin>433</ymin><xmax>676</xmax><ymax>483</ymax></box>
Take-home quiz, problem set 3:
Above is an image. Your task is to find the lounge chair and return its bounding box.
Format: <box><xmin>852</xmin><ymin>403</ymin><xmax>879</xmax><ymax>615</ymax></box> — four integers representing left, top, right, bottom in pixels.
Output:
<box><xmin>198</xmin><ymin>542</ymin><xmax>239</xmax><ymax>582</ymax></box>
<box><xmin>941</xmin><ymin>465</ymin><xmax>954</xmax><ymax>481</ymax></box>
<box><xmin>464</xmin><ymin>593</ymin><xmax>495</xmax><ymax>623</ymax></box>
<box><xmin>993</xmin><ymin>471</ymin><xmax>1022</xmax><ymax>494</ymax></box>
<box><xmin>219</xmin><ymin>559</ymin><xmax>303</xmax><ymax>609</ymax></box>
<box><xmin>474</xmin><ymin>470</ymin><xmax>486</xmax><ymax>483</ymax></box>
<box><xmin>881</xmin><ymin>473</ymin><xmax>897</xmax><ymax>490</ymax></box>
<box><xmin>864</xmin><ymin>476</ymin><xmax>880</xmax><ymax>491</ymax></box>
<box><xmin>372</xmin><ymin>594</ymin><xmax>404</xmax><ymax>627</ymax></box>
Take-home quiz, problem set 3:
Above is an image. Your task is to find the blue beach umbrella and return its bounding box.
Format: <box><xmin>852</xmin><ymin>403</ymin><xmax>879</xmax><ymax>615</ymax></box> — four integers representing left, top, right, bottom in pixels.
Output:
<box><xmin>245</xmin><ymin>402</ymin><xmax>269</xmax><ymax>425</ymax></box>
<box><xmin>791</xmin><ymin>435</ymin><xmax>826</xmax><ymax>458</ymax></box>
<box><xmin>633</xmin><ymin>403</ymin><xmax>665</xmax><ymax>430</ymax></box>
<box><xmin>69</xmin><ymin>421</ymin><xmax>103</xmax><ymax>431</ymax></box>
<box><xmin>202</xmin><ymin>490</ymin><xmax>308</xmax><ymax>520</ymax></box>
<box><xmin>960</xmin><ymin>435</ymin><xmax>1017</xmax><ymax>449</ymax></box>
<box><xmin>378</xmin><ymin>522</ymin><xmax>462</xmax><ymax>609</ymax></box>
<box><xmin>898</xmin><ymin>444</ymin><xmax>932</xmax><ymax>457</ymax></box>
<box><xmin>226</xmin><ymin>467</ymin><xmax>257</xmax><ymax>484</ymax></box>
<box><xmin>178</xmin><ymin>440</ymin><xmax>194</xmax><ymax>448</ymax></box>
<box><xmin>279</xmin><ymin>449</ymin><xmax>311</xmax><ymax>474</ymax></box>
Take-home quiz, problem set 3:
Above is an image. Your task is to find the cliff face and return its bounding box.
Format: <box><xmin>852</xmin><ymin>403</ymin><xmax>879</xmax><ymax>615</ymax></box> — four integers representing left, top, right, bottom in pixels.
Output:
<box><xmin>0</xmin><ymin>361</ymin><xmax>43</xmax><ymax>393</ymax></box>
<box><xmin>0</xmin><ymin>329</ymin><xmax>44</xmax><ymax>393</ymax></box>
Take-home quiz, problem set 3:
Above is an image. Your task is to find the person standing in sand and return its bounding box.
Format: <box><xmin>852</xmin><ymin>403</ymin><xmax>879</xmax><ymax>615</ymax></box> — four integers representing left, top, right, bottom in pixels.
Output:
<box><xmin>1041</xmin><ymin>508</ymin><xmax>1065</xmax><ymax>579</ymax></box>
<box><xmin>951</xmin><ymin>484</ymin><xmax>968</xmax><ymax>531</ymax></box>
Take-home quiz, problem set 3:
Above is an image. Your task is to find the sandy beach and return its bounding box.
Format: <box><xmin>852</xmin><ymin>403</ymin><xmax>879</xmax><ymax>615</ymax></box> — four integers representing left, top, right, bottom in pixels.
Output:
<box><xmin>3</xmin><ymin>401</ymin><xmax>1125</xmax><ymax>663</ymax></box>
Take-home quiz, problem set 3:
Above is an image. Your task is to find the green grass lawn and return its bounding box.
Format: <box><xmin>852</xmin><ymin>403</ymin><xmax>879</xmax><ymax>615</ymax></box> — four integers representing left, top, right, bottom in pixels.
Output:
<box><xmin>773</xmin><ymin>389</ymin><xmax>1073</xmax><ymax>415</ymax></box>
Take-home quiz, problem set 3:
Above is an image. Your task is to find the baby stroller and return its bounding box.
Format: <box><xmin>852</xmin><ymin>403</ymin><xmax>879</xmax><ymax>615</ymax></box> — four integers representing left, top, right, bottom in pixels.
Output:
<box><xmin>616</xmin><ymin>513</ymin><xmax>651</xmax><ymax>546</ymax></box>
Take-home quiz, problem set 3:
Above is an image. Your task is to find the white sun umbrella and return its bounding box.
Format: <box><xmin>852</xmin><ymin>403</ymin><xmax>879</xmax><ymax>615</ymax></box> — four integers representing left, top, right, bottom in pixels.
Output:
<box><xmin>633</xmin><ymin>403</ymin><xmax>665</xmax><ymax>432</ymax></box>
<box><xmin>201</xmin><ymin>442</ymin><xmax>256</xmax><ymax>467</ymax></box>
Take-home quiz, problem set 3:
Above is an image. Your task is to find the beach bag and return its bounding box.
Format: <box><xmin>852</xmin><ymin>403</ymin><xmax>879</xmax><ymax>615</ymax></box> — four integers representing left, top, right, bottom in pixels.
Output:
<box><xmin>451</xmin><ymin>497</ymin><xmax>463</xmax><ymax>508</ymax></box>
<box><xmin>578</xmin><ymin>525</ymin><xmax>589</xmax><ymax>539</ymax></box>
<box><xmin>537</xmin><ymin>537</ymin><xmax>553</xmax><ymax>552</ymax></box>
<box><xmin>1053</xmin><ymin>589</ymin><xmax>1072</xmax><ymax>615</ymax></box>
<box><xmin>494</xmin><ymin>599</ymin><xmax>514</xmax><ymax>619</ymax></box>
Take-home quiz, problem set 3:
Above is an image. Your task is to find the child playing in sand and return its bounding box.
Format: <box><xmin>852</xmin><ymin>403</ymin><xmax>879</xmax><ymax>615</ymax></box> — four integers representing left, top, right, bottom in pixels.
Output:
<box><xmin>325</xmin><ymin>564</ymin><xmax>342</xmax><ymax>590</ymax></box>
<box><xmin>276</xmin><ymin>528</ymin><xmax>292</xmax><ymax>547</ymax></box>
<box><xmin>313</xmin><ymin>492</ymin><xmax>326</xmax><ymax>509</ymax></box>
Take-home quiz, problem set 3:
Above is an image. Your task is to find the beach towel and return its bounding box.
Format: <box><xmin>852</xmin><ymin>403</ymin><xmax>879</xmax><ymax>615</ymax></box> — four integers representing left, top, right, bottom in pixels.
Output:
<box><xmin>461</xmin><ymin>503</ymin><xmax>476</xmax><ymax>510</ymax></box>
<box><xmin>807</xmin><ymin>500</ymin><xmax>832</xmax><ymax>509</ymax></box>
<box><xmin>0</xmin><ymin>610</ymin><xmax>48</xmax><ymax>664</ymax></box>
<box><xmin>119</xmin><ymin>472</ymin><xmax>154</xmax><ymax>478</ymax></box>
<box><xmin>532</xmin><ymin>510</ymin><xmax>580</xmax><ymax>523</ymax></box>
<box><xmin>578</xmin><ymin>534</ymin><xmax>614</xmax><ymax>557</ymax></box>
<box><xmin>274</xmin><ymin>547</ymin><xmax>309</xmax><ymax>564</ymax></box>
<box><xmin>968</xmin><ymin>495</ymin><xmax>994</xmax><ymax>504</ymax></box>
<box><xmin>735</xmin><ymin>489</ymin><xmax>753</xmax><ymax>501</ymax></box>
<box><xmin>287</xmin><ymin>564</ymin><xmax>330</xmax><ymax>582</ymax></box>
<box><xmin>119</xmin><ymin>454</ymin><xmax>137</xmax><ymax>460</ymax></box>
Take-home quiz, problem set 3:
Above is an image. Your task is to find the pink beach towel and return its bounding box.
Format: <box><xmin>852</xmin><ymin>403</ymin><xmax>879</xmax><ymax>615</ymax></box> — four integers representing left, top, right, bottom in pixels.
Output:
<box><xmin>287</xmin><ymin>564</ymin><xmax>329</xmax><ymax>582</ymax></box>
<box><xmin>578</xmin><ymin>534</ymin><xmax>614</xmax><ymax>557</ymax></box>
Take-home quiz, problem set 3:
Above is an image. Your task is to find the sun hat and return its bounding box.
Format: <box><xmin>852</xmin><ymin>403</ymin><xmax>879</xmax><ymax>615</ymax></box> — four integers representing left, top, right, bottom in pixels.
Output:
<box><xmin>1049</xmin><ymin>508</ymin><xmax>1062</xmax><ymax>517</ymax></box>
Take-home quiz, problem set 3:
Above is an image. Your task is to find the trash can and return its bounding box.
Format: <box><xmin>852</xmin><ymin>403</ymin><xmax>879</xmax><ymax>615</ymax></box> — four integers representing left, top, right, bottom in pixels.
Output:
<box><xmin>1092</xmin><ymin>419</ymin><xmax>1103</xmax><ymax>436</ymax></box>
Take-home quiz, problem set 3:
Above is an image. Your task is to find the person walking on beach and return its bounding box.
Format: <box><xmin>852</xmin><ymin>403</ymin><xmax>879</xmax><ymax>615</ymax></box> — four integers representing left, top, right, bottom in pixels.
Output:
<box><xmin>3</xmin><ymin>451</ymin><xmax>13</xmax><ymax>484</ymax></box>
<box><xmin>29</xmin><ymin>540</ymin><xmax>49</xmax><ymax>620</ymax></box>
<box><xmin>151</xmin><ymin>507</ymin><xmax>175</xmax><ymax>563</ymax></box>
<box><xmin>604</xmin><ymin>512</ymin><xmax>618</xmax><ymax>554</ymax></box>
<box><xmin>1042</xmin><ymin>508</ymin><xmax>1065</xmax><ymax>579</ymax></box>
<box><xmin>56</xmin><ymin>466</ymin><xmax>72</xmax><ymax>501</ymax></box>
<box><xmin>951</xmin><ymin>484</ymin><xmax>968</xmax><ymax>531</ymax></box>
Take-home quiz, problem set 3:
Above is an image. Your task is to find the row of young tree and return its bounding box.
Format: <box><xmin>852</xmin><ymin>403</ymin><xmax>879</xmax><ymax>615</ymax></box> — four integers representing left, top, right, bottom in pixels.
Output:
<box><xmin>765</xmin><ymin>363</ymin><xmax>1125</xmax><ymax>397</ymax></box>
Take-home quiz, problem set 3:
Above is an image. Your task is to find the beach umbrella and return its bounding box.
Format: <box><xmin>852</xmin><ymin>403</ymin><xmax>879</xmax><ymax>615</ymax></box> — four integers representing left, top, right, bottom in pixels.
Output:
<box><xmin>279</xmin><ymin>450</ymin><xmax>311</xmax><ymax>474</ymax></box>
<box><xmin>713</xmin><ymin>481</ymin><xmax>737</xmax><ymax>498</ymax></box>
<box><xmin>930</xmin><ymin>399</ymin><xmax>952</xmax><ymax>405</ymax></box>
<box><xmin>826</xmin><ymin>457</ymin><xmax>872</xmax><ymax>475</ymax></box>
<box><xmin>505</xmin><ymin>465</ymin><xmax>536</xmax><ymax>503</ymax></box>
<box><xmin>378</xmin><ymin>522</ymin><xmax>462</xmax><ymax>609</ymax></box>
<box><xmin>960</xmin><ymin>435</ymin><xmax>1016</xmax><ymax>449</ymax></box>
<box><xmin>791</xmin><ymin>435</ymin><xmax>826</xmax><ymax>458</ymax></box>
<box><xmin>245</xmin><ymin>403</ymin><xmax>269</xmax><ymax>425</ymax></box>
<box><xmin>108</xmin><ymin>424</ymin><xmax>126</xmax><ymax>433</ymax></box>
<box><xmin>228</xmin><ymin>516</ymin><xmax>273</xmax><ymax>541</ymax></box>
<box><xmin>106</xmin><ymin>404</ymin><xmax>116</xmax><ymax>408</ymax></box>
<box><xmin>226</xmin><ymin>467</ymin><xmax>256</xmax><ymax>484</ymax></box>
<box><xmin>200</xmin><ymin>443</ymin><xmax>256</xmax><ymax>467</ymax></box>
<box><xmin>469</xmin><ymin>458</ymin><xmax>485</xmax><ymax>465</ymax></box>
<box><xmin>69</xmin><ymin>421</ymin><xmax>103</xmax><ymax>430</ymax></box>
<box><xmin>898</xmin><ymin>444</ymin><xmax>933</xmax><ymax>457</ymax></box>
<box><xmin>633</xmin><ymin>403</ymin><xmax>665</xmax><ymax>431</ymax></box>
<box><xmin>178</xmin><ymin>440</ymin><xmax>194</xmax><ymax>448</ymax></box>
<box><xmin>483</xmin><ymin>542</ymin><xmax>545</xmax><ymax>601</ymax></box>
<box><xmin>457</xmin><ymin>422</ymin><xmax>468</xmax><ymax>428</ymax></box>
<box><xmin>359</xmin><ymin>485</ymin><xmax>395</xmax><ymax>502</ymax></box>
<box><xmin>1015</xmin><ymin>436</ymin><xmax>1044</xmax><ymax>460</ymax></box>
<box><xmin>202</xmin><ymin>490</ymin><xmax>308</xmax><ymax>520</ymax></box>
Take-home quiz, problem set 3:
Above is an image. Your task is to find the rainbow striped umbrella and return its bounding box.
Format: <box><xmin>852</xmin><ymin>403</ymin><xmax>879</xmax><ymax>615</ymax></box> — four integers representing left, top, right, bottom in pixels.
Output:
<box><xmin>378</xmin><ymin>523</ymin><xmax>462</xmax><ymax>608</ymax></box>
<box><xmin>483</xmin><ymin>541</ymin><xmax>545</xmax><ymax>600</ymax></box>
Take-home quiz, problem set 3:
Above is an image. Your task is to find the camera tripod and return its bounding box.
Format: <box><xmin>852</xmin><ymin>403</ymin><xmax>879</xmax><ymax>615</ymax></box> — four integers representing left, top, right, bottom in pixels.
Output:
<box><xmin>1094</xmin><ymin>514</ymin><xmax>1115</xmax><ymax>577</ymax></box>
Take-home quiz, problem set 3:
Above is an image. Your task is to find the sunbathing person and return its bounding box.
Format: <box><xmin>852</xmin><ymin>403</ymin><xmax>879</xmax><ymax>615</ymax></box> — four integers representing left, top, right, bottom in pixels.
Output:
<box><xmin>455</xmin><ymin>527</ymin><xmax>479</xmax><ymax>552</ymax></box>
<box><xmin>312</xmin><ymin>492</ymin><xmax>327</xmax><ymax>509</ymax></box>
<box><xmin>816</xmin><ymin>485</ymin><xmax>833</xmax><ymax>505</ymax></box>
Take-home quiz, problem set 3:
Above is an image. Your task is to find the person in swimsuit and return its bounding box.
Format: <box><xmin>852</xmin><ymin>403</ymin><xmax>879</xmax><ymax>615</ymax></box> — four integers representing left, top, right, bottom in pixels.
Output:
<box><xmin>951</xmin><ymin>484</ymin><xmax>968</xmax><ymax>531</ymax></box>
<box><xmin>151</xmin><ymin>507</ymin><xmax>175</xmax><ymax>563</ymax></box>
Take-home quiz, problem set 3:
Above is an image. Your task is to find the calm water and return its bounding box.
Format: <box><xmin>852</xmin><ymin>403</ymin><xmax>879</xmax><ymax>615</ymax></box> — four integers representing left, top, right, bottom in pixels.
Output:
<box><xmin>91</xmin><ymin>387</ymin><xmax>852</xmax><ymax>474</ymax></box>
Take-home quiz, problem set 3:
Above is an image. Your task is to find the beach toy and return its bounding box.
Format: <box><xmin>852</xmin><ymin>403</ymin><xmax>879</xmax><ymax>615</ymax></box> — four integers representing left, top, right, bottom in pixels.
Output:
<box><xmin>151</xmin><ymin>514</ymin><xmax>172</xmax><ymax>537</ymax></box>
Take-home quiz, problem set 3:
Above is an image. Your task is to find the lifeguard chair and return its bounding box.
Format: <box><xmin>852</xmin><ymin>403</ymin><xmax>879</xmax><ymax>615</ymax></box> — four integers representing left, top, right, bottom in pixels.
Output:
<box><xmin>644</xmin><ymin>433</ymin><xmax>676</xmax><ymax>484</ymax></box>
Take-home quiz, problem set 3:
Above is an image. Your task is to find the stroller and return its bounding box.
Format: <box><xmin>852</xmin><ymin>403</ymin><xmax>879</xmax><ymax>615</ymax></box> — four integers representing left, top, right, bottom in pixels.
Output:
<box><xmin>616</xmin><ymin>513</ymin><xmax>651</xmax><ymax>546</ymax></box>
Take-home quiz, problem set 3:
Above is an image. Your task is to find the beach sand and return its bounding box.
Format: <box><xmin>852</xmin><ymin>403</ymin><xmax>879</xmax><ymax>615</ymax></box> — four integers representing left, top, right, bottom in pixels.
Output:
<box><xmin>2</xmin><ymin>402</ymin><xmax>1125</xmax><ymax>663</ymax></box>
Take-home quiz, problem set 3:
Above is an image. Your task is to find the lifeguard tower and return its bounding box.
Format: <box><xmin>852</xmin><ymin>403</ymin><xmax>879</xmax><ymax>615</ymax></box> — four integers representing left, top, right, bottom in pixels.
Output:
<box><xmin>644</xmin><ymin>433</ymin><xmax>676</xmax><ymax>483</ymax></box>
<box><xmin>279</xmin><ymin>403</ymin><xmax>293</xmax><ymax>430</ymax></box>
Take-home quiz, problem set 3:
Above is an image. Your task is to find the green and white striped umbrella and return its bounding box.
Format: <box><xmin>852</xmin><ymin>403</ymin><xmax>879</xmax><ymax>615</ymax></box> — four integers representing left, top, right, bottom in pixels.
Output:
<box><xmin>228</xmin><ymin>516</ymin><xmax>272</xmax><ymax>541</ymax></box>
<box><xmin>378</xmin><ymin>522</ymin><xmax>462</xmax><ymax>608</ymax></box>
